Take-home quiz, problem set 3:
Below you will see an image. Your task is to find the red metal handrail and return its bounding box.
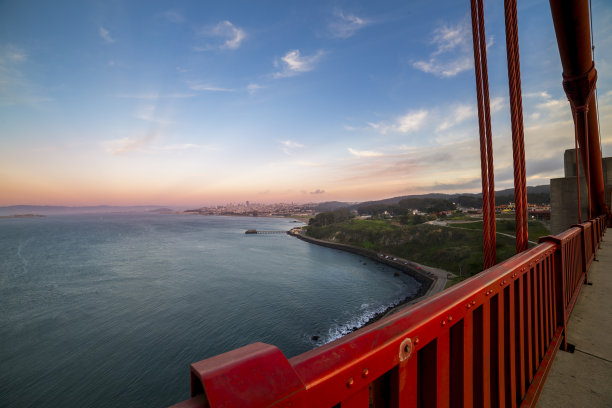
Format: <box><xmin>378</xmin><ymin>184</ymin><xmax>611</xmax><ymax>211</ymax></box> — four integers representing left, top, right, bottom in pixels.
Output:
<box><xmin>171</xmin><ymin>219</ymin><xmax>606</xmax><ymax>408</ymax></box>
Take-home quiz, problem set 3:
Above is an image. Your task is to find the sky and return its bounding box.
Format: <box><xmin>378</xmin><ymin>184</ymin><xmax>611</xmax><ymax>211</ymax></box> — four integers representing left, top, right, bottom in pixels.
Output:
<box><xmin>1</xmin><ymin>0</ymin><xmax>611</xmax><ymax>207</ymax></box>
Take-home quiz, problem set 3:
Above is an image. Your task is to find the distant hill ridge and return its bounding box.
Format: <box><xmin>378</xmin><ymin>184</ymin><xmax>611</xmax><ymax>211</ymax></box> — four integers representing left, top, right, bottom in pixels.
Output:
<box><xmin>312</xmin><ymin>185</ymin><xmax>550</xmax><ymax>212</ymax></box>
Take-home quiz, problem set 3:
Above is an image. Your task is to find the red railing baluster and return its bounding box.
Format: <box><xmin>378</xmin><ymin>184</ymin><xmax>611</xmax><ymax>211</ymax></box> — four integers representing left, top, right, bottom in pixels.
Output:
<box><xmin>399</xmin><ymin>351</ymin><xmax>418</xmax><ymax>407</ymax></box>
<box><xmin>525</xmin><ymin>268</ymin><xmax>534</xmax><ymax>384</ymax></box>
<box><xmin>463</xmin><ymin>314</ymin><xmax>474</xmax><ymax>407</ymax></box>
<box><xmin>537</xmin><ymin>263</ymin><xmax>545</xmax><ymax>361</ymax></box>
<box><xmin>496</xmin><ymin>291</ymin><xmax>506</xmax><ymax>407</ymax></box>
<box><xmin>517</xmin><ymin>274</ymin><xmax>526</xmax><ymax>399</ymax></box>
<box><xmin>482</xmin><ymin>302</ymin><xmax>491</xmax><ymax>408</ymax></box>
<box><xmin>437</xmin><ymin>330</ymin><xmax>451</xmax><ymax>408</ymax></box>
<box><xmin>507</xmin><ymin>283</ymin><xmax>518</xmax><ymax>407</ymax></box>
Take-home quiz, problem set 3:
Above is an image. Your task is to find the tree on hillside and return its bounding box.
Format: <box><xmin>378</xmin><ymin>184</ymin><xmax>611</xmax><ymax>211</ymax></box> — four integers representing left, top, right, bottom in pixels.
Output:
<box><xmin>309</xmin><ymin>208</ymin><xmax>354</xmax><ymax>227</ymax></box>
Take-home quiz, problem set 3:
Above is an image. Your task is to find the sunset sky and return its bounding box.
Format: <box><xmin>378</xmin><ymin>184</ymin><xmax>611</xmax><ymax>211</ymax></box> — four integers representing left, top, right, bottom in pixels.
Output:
<box><xmin>1</xmin><ymin>0</ymin><xmax>611</xmax><ymax>207</ymax></box>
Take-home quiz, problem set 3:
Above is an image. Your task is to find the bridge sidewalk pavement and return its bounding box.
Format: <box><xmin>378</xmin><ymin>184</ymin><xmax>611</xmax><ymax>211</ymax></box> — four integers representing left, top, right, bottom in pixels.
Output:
<box><xmin>538</xmin><ymin>234</ymin><xmax>612</xmax><ymax>407</ymax></box>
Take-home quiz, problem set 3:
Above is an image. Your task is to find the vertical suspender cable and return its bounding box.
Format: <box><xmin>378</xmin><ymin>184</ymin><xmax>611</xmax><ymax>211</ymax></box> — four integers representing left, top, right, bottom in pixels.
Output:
<box><xmin>574</xmin><ymin>116</ymin><xmax>582</xmax><ymax>223</ymax></box>
<box><xmin>477</xmin><ymin>0</ymin><xmax>497</xmax><ymax>260</ymax></box>
<box><xmin>470</xmin><ymin>0</ymin><xmax>496</xmax><ymax>268</ymax></box>
<box><xmin>504</xmin><ymin>0</ymin><xmax>529</xmax><ymax>253</ymax></box>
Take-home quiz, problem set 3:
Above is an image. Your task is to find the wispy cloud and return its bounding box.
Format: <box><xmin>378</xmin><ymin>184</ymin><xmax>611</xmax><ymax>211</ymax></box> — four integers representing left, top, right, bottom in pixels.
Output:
<box><xmin>247</xmin><ymin>83</ymin><xmax>264</xmax><ymax>95</ymax></box>
<box><xmin>134</xmin><ymin>105</ymin><xmax>172</xmax><ymax>124</ymax></box>
<box><xmin>189</xmin><ymin>83</ymin><xmax>235</xmax><ymax>92</ymax></box>
<box><xmin>153</xmin><ymin>143</ymin><xmax>216</xmax><ymax>152</ymax></box>
<box><xmin>348</xmin><ymin>148</ymin><xmax>384</xmax><ymax>157</ymax></box>
<box><xmin>274</xmin><ymin>49</ymin><xmax>325</xmax><ymax>78</ymax></box>
<box><xmin>196</xmin><ymin>21</ymin><xmax>246</xmax><ymax>51</ymax></box>
<box><xmin>3</xmin><ymin>47</ymin><xmax>27</xmax><ymax>63</ymax></box>
<box><xmin>104</xmin><ymin>131</ymin><xmax>159</xmax><ymax>155</ymax></box>
<box><xmin>103</xmin><ymin>129</ymin><xmax>217</xmax><ymax>155</ymax></box>
<box><xmin>412</xmin><ymin>21</ymin><xmax>477</xmax><ymax>78</ymax></box>
<box><xmin>367</xmin><ymin>110</ymin><xmax>428</xmax><ymax>134</ymax></box>
<box><xmin>99</xmin><ymin>26</ymin><xmax>115</xmax><ymax>43</ymax></box>
<box><xmin>0</xmin><ymin>45</ymin><xmax>52</xmax><ymax>106</ymax></box>
<box><xmin>329</xmin><ymin>11</ymin><xmax>369</xmax><ymax>38</ymax></box>
<box><xmin>436</xmin><ymin>104</ymin><xmax>476</xmax><ymax>131</ymax></box>
<box><xmin>281</xmin><ymin>140</ymin><xmax>304</xmax><ymax>148</ymax></box>
<box><xmin>163</xmin><ymin>10</ymin><xmax>184</xmax><ymax>24</ymax></box>
<box><xmin>280</xmin><ymin>140</ymin><xmax>304</xmax><ymax>155</ymax></box>
<box><xmin>310</xmin><ymin>189</ymin><xmax>326</xmax><ymax>195</ymax></box>
<box><xmin>114</xmin><ymin>92</ymin><xmax>195</xmax><ymax>99</ymax></box>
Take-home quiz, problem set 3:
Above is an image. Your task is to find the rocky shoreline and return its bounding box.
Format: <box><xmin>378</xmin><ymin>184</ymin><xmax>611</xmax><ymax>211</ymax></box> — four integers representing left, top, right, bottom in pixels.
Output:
<box><xmin>287</xmin><ymin>228</ymin><xmax>449</xmax><ymax>334</ymax></box>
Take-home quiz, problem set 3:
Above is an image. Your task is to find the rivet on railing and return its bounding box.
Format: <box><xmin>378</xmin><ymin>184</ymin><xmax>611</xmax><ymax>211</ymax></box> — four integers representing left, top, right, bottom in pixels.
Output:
<box><xmin>399</xmin><ymin>337</ymin><xmax>413</xmax><ymax>361</ymax></box>
<box><xmin>347</xmin><ymin>377</ymin><xmax>354</xmax><ymax>388</ymax></box>
<box><xmin>472</xmin><ymin>300</ymin><xmax>476</xmax><ymax>305</ymax></box>
<box><xmin>448</xmin><ymin>315</ymin><xmax>453</xmax><ymax>322</ymax></box>
<box><xmin>441</xmin><ymin>319</ymin><xmax>447</xmax><ymax>326</ymax></box>
<box><xmin>414</xmin><ymin>337</ymin><xmax>420</xmax><ymax>345</ymax></box>
<box><xmin>466</xmin><ymin>303</ymin><xmax>471</xmax><ymax>309</ymax></box>
<box><xmin>362</xmin><ymin>369</ymin><xmax>369</xmax><ymax>378</ymax></box>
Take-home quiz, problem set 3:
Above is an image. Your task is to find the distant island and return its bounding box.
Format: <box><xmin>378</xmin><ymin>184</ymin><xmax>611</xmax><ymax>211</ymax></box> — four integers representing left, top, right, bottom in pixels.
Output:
<box><xmin>0</xmin><ymin>214</ymin><xmax>45</xmax><ymax>219</ymax></box>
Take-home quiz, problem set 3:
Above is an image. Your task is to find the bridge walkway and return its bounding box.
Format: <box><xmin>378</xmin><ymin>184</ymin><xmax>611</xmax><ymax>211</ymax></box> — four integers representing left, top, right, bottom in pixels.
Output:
<box><xmin>538</xmin><ymin>236</ymin><xmax>612</xmax><ymax>407</ymax></box>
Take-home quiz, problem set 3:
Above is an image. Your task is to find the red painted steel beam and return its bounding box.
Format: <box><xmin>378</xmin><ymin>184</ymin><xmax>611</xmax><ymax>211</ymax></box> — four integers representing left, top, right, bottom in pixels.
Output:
<box><xmin>549</xmin><ymin>0</ymin><xmax>609</xmax><ymax>218</ymax></box>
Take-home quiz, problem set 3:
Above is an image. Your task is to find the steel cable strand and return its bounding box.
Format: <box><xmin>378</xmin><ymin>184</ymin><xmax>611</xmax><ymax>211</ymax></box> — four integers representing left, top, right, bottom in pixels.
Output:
<box><xmin>504</xmin><ymin>0</ymin><xmax>529</xmax><ymax>252</ymax></box>
<box><xmin>512</xmin><ymin>2</ymin><xmax>529</xmax><ymax>248</ymax></box>
<box><xmin>470</xmin><ymin>0</ymin><xmax>493</xmax><ymax>268</ymax></box>
<box><xmin>476</xmin><ymin>0</ymin><xmax>497</xmax><ymax>263</ymax></box>
<box><xmin>507</xmin><ymin>1</ymin><xmax>526</xmax><ymax>250</ymax></box>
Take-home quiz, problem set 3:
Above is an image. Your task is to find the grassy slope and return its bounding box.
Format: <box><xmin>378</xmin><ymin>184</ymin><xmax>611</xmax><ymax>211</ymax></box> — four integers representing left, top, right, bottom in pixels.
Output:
<box><xmin>452</xmin><ymin>219</ymin><xmax>550</xmax><ymax>240</ymax></box>
<box><xmin>306</xmin><ymin>219</ymin><xmax>520</xmax><ymax>277</ymax></box>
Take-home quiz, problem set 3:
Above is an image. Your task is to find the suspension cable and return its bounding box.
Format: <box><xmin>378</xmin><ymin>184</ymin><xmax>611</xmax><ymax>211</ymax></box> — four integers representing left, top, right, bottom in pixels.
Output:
<box><xmin>470</xmin><ymin>0</ymin><xmax>496</xmax><ymax>268</ymax></box>
<box><xmin>504</xmin><ymin>0</ymin><xmax>528</xmax><ymax>253</ymax></box>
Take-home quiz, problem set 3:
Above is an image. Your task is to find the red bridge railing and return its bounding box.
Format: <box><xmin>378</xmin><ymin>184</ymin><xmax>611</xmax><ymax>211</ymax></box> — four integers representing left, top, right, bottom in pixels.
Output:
<box><xmin>171</xmin><ymin>215</ymin><xmax>606</xmax><ymax>408</ymax></box>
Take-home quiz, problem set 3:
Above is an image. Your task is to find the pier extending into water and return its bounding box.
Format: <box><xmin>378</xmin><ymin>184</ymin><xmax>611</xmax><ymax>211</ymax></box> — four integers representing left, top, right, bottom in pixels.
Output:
<box><xmin>244</xmin><ymin>229</ymin><xmax>287</xmax><ymax>235</ymax></box>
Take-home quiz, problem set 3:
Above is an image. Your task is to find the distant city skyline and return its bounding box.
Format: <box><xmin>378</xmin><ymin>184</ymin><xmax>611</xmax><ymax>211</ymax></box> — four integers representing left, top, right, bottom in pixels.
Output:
<box><xmin>1</xmin><ymin>0</ymin><xmax>611</xmax><ymax>206</ymax></box>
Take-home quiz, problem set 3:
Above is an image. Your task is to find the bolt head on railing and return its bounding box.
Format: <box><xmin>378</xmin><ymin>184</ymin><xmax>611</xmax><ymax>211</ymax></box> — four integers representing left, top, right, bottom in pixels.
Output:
<box><xmin>399</xmin><ymin>337</ymin><xmax>413</xmax><ymax>361</ymax></box>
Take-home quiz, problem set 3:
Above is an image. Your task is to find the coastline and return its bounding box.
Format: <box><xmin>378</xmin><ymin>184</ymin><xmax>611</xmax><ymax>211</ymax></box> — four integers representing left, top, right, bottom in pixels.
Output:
<box><xmin>287</xmin><ymin>228</ymin><xmax>450</xmax><ymax>332</ymax></box>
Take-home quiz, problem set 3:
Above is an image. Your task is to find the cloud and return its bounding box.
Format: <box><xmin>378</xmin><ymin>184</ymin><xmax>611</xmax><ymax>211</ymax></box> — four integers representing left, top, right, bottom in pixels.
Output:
<box><xmin>153</xmin><ymin>143</ymin><xmax>216</xmax><ymax>152</ymax></box>
<box><xmin>329</xmin><ymin>11</ymin><xmax>369</xmax><ymax>38</ymax></box>
<box><xmin>431</xmin><ymin>23</ymin><xmax>470</xmax><ymax>55</ymax></box>
<box><xmin>412</xmin><ymin>21</ymin><xmax>476</xmax><ymax>78</ymax></box>
<box><xmin>0</xmin><ymin>45</ymin><xmax>52</xmax><ymax>106</ymax></box>
<box><xmin>247</xmin><ymin>83</ymin><xmax>263</xmax><ymax>95</ymax></box>
<box><xmin>280</xmin><ymin>140</ymin><xmax>304</xmax><ymax>155</ymax></box>
<box><xmin>104</xmin><ymin>131</ymin><xmax>159</xmax><ymax>155</ymax></box>
<box><xmin>367</xmin><ymin>110</ymin><xmax>428</xmax><ymax>134</ymax></box>
<box><xmin>99</xmin><ymin>26</ymin><xmax>115</xmax><ymax>43</ymax></box>
<box><xmin>280</xmin><ymin>140</ymin><xmax>304</xmax><ymax>148</ymax></box>
<box><xmin>310</xmin><ymin>189</ymin><xmax>325</xmax><ymax>195</ymax></box>
<box><xmin>114</xmin><ymin>92</ymin><xmax>195</xmax><ymax>99</ymax></box>
<box><xmin>134</xmin><ymin>105</ymin><xmax>172</xmax><ymax>124</ymax></box>
<box><xmin>274</xmin><ymin>49</ymin><xmax>324</xmax><ymax>78</ymax></box>
<box><xmin>437</xmin><ymin>104</ymin><xmax>476</xmax><ymax>131</ymax></box>
<box><xmin>189</xmin><ymin>83</ymin><xmax>235</xmax><ymax>92</ymax></box>
<box><xmin>412</xmin><ymin>56</ymin><xmax>472</xmax><ymax>78</ymax></box>
<box><xmin>348</xmin><ymin>148</ymin><xmax>383</xmax><ymax>157</ymax></box>
<box><xmin>3</xmin><ymin>48</ymin><xmax>27</xmax><ymax>63</ymax></box>
<box><xmin>415</xmin><ymin>178</ymin><xmax>483</xmax><ymax>192</ymax></box>
<box><xmin>196</xmin><ymin>21</ymin><xmax>246</xmax><ymax>51</ymax></box>
<box><xmin>163</xmin><ymin>10</ymin><xmax>184</xmax><ymax>24</ymax></box>
<box><xmin>489</xmin><ymin>96</ymin><xmax>505</xmax><ymax>113</ymax></box>
<box><xmin>524</xmin><ymin>91</ymin><xmax>552</xmax><ymax>99</ymax></box>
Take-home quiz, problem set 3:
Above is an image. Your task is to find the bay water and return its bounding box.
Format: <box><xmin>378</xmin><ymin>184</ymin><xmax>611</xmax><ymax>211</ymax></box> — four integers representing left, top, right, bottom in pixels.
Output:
<box><xmin>0</xmin><ymin>214</ymin><xmax>420</xmax><ymax>407</ymax></box>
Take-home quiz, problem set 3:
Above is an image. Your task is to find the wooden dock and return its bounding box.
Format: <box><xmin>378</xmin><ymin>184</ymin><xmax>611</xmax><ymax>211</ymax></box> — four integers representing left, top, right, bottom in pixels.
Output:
<box><xmin>244</xmin><ymin>229</ymin><xmax>287</xmax><ymax>235</ymax></box>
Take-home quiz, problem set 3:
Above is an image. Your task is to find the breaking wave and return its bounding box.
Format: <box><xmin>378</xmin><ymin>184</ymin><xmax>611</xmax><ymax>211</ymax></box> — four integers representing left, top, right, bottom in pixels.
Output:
<box><xmin>310</xmin><ymin>293</ymin><xmax>412</xmax><ymax>347</ymax></box>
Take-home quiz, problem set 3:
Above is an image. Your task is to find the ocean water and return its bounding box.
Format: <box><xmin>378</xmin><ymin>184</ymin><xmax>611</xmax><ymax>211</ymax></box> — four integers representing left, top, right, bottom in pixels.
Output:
<box><xmin>0</xmin><ymin>214</ymin><xmax>420</xmax><ymax>407</ymax></box>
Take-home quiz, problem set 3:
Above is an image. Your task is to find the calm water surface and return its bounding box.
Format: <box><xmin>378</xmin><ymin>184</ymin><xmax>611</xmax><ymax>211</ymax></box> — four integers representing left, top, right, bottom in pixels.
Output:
<box><xmin>0</xmin><ymin>214</ymin><xmax>420</xmax><ymax>407</ymax></box>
